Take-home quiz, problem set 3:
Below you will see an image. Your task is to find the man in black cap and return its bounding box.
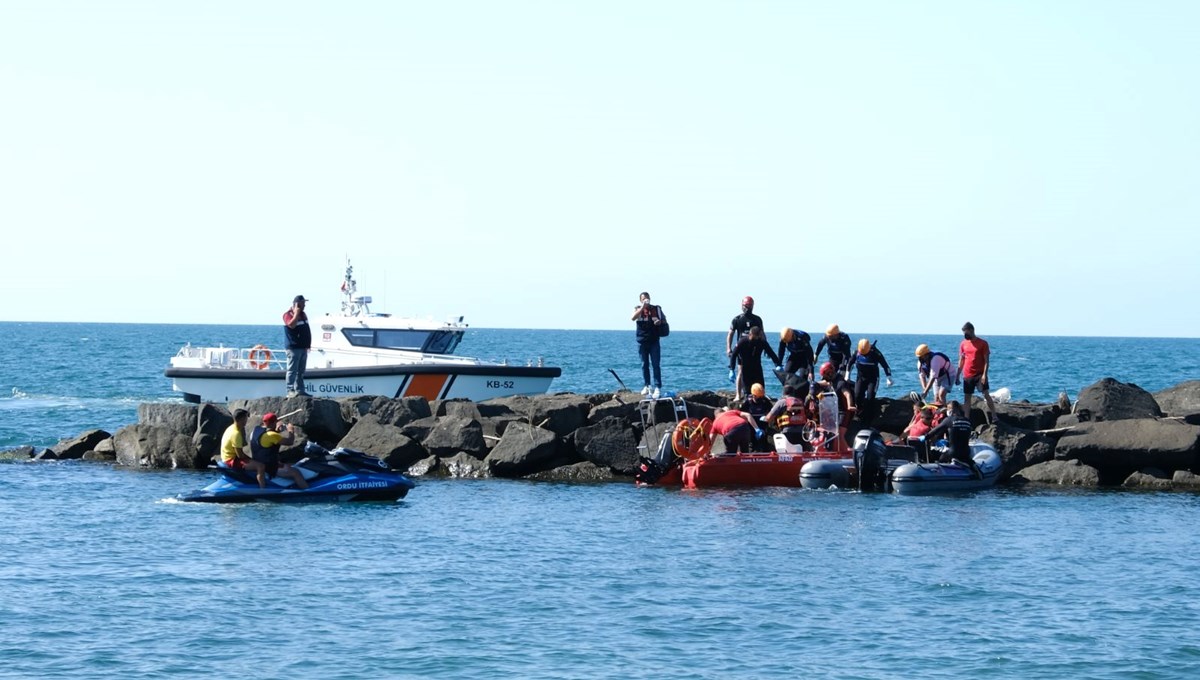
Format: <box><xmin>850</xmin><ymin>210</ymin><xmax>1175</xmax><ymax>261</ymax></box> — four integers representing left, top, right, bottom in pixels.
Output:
<box><xmin>283</xmin><ymin>295</ymin><xmax>312</xmax><ymax>397</ymax></box>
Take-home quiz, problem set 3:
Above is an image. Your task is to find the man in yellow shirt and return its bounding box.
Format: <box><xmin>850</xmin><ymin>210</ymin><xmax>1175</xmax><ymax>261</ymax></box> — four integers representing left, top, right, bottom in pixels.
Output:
<box><xmin>220</xmin><ymin>409</ymin><xmax>262</xmax><ymax>472</ymax></box>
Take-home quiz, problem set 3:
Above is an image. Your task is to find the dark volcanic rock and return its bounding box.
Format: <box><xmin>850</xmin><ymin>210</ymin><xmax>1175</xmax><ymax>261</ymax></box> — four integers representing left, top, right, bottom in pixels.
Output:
<box><xmin>1073</xmin><ymin>378</ymin><xmax>1163</xmax><ymax>422</ymax></box>
<box><xmin>400</xmin><ymin>416</ymin><xmax>438</xmax><ymax>442</ymax></box>
<box><xmin>574</xmin><ymin>417</ymin><xmax>639</xmax><ymax>475</ymax></box>
<box><xmin>414</xmin><ymin>452</ymin><xmax>490</xmax><ymax>479</ymax></box>
<box><xmin>361</xmin><ymin>396</ymin><xmax>432</xmax><ymax>427</ymax></box>
<box><xmin>525</xmin><ymin>461</ymin><xmax>617</xmax><ymax>482</ymax></box>
<box><xmin>1123</xmin><ymin>469</ymin><xmax>1174</xmax><ymax>490</ymax></box>
<box><xmin>874</xmin><ymin>399</ymin><xmax>917</xmax><ymax>437</ymax></box>
<box><xmin>485</xmin><ymin>422</ymin><xmax>559</xmax><ymax>477</ymax></box>
<box><xmin>976</xmin><ymin>422</ymin><xmax>1057</xmax><ymax>479</ymax></box>
<box><xmin>1053</xmin><ymin>419</ymin><xmax>1199</xmax><ymax>478</ymax></box>
<box><xmin>138</xmin><ymin>403</ymin><xmax>198</xmax><ymax>437</ymax></box>
<box><xmin>1</xmin><ymin>445</ymin><xmax>36</xmax><ymax>459</ymax></box>
<box><xmin>1154</xmin><ymin>381</ymin><xmax>1200</xmax><ymax>424</ymax></box>
<box><xmin>482</xmin><ymin>394</ymin><xmax>590</xmax><ymax>438</ymax></box>
<box><xmin>422</xmin><ymin>416</ymin><xmax>487</xmax><ymax>458</ymax></box>
<box><xmin>230</xmin><ymin>396</ymin><xmax>349</xmax><ymax>445</ymax></box>
<box><xmin>337</xmin><ymin>414</ymin><xmax>429</xmax><ymax>471</ymax></box>
<box><xmin>993</xmin><ymin>401</ymin><xmax>1062</xmax><ymax>431</ymax></box>
<box><xmin>677</xmin><ymin>390</ymin><xmax>726</xmax><ymax>408</ymax></box>
<box><xmin>587</xmin><ymin>398</ymin><xmax>640</xmax><ymax>425</ymax></box>
<box><xmin>113</xmin><ymin>424</ymin><xmax>203</xmax><ymax>469</ymax></box>
<box><xmin>434</xmin><ymin>398</ymin><xmax>482</xmax><ymax>420</ymax></box>
<box><xmin>83</xmin><ymin>438</ymin><xmax>117</xmax><ymax>461</ymax></box>
<box><xmin>49</xmin><ymin>429</ymin><xmax>111</xmax><ymax>460</ymax></box>
<box><xmin>1012</xmin><ymin>459</ymin><xmax>1102</xmax><ymax>487</ymax></box>
<box><xmin>34</xmin><ymin>449</ymin><xmax>59</xmax><ymax>460</ymax></box>
<box><xmin>193</xmin><ymin>404</ymin><xmax>232</xmax><ymax>463</ymax></box>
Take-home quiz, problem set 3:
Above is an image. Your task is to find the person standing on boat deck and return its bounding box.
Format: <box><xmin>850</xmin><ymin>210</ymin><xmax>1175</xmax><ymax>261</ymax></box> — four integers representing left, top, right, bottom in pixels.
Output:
<box><xmin>852</xmin><ymin>338</ymin><xmax>893</xmax><ymax>425</ymax></box>
<box><xmin>777</xmin><ymin>327</ymin><xmax>815</xmax><ymax>390</ymax></box>
<box><xmin>729</xmin><ymin>326</ymin><xmax>781</xmax><ymax>402</ymax></box>
<box><xmin>631</xmin><ymin>292</ymin><xmax>666</xmax><ymax>399</ymax></box>
<box><xmin>250</xmin><ymin>412</ymin><xmax>309</xmax><ymax>490</ymax></box>
<box><xmin>956</xmin><ymin>322</ymin><xmax>997</xmax><ymax>424</ymax></box>
<box><xmin>726</xmin><ymin>296</ymin><xmax>763</xmax><ymax>358</ymax></box>
<box><xmin>915</xmin><ymin>343</ymin><xmax>954</xmax><ymax>405</ymax></box>
<box><xmin>814</xmin><ymin>324</ymin><xmax>854</xmax><ymax>380</ymax></box>
<box><xmin>219</xmin><ymin>409</ymin><xmax>266</xmax><ymax>478</ymax></box>
<box><xmin>283</xmin><ymin>295</ymin><xmax>312</xmax><ymax>397</ymax></box>
<box><xmin>709</xmin><ymin>407</ymin><xmax>761</xmax><ymax>454</ymax></box>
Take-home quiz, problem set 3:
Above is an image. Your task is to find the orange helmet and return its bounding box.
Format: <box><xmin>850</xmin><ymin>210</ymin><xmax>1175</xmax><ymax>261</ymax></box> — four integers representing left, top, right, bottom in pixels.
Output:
<box><xmin>751</xmin><ymin>383</ymin><xmax>765</xmax><ymax>398</ymax></box>
<box><xmin>857</xmin><ymin>338</ymin><xmax>871</xmax><ymax>355</ymax></box>
<box><xmin>826</xmin><ymin>323</ymin><xmax>839</xmax><ymax>337</ymax></box>
<box><xmin>780</xmin><ymin>327</ymin><xmax>794</xmax><ymax>343</ymax></box>
<box><xmin>915</xmin><ymin>343</ymin><xmax>930</xmax><ymax>358</ymax></box>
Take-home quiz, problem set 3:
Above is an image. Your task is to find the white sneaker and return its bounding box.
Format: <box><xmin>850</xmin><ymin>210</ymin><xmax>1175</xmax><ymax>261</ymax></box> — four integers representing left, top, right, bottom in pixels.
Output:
<box><xmin>641</xmin><ymin>385</ymin><xmax>651</xmax><ymax>395</ymax></box>
<box><xmin>651</xmin><ymin>387</ymin><xmax>660</xmax><ymax>399</ymax></box>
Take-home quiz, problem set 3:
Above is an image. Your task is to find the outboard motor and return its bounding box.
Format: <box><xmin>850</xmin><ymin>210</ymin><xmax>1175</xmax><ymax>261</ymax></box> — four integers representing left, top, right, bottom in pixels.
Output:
<box><xmin>636</xmin><ymin>431</ymin><xmax>678</xmax><ymax>485</ymax></box>
<box><xmin>853</xmin><ymin>429</ymin><xmax>889</xmax><ymax>492</ymax></box>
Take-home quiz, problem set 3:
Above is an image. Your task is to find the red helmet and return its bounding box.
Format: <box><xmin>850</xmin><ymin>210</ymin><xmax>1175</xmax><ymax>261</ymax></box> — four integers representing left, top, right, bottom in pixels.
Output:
<box><xmin>819</xmin><ymin>362</ymin><xmax>835</xmax><ymax>379</ymax></box>
<box><xmin>742</xmin><ymin>296</ymin><xmax>754</xmax><ymax>308</ymax></box>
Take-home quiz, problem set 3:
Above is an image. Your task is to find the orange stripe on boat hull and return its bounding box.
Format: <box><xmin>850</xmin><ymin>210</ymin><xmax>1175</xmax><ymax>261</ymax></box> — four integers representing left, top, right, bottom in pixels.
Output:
<box><xmin>403</xmin><ymin>374</ymin><xmax>449</xmax><ymax>400</ymax></box>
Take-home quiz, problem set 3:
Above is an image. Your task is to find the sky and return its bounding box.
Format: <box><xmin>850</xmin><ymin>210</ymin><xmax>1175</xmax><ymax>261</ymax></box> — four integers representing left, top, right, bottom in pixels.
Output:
<box><xmin>2</xmin><ymin>1</ymin><xmax>1197</xmax><ymax>337</ymax></box>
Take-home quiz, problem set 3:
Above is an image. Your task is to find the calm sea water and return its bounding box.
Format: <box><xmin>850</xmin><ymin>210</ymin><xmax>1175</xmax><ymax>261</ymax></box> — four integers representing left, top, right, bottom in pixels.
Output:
<box><xmin>2</xmin><ymin>323</ymin><xmax>1199</xmax><ymax>678</ymax></box>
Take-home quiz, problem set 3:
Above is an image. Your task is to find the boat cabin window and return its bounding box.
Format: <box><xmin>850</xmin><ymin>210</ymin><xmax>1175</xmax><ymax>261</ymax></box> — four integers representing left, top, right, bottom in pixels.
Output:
<box><xmin>342</xmin><ymin>328</ymin><xmax>463</xmax><ymax>354</ymax></box>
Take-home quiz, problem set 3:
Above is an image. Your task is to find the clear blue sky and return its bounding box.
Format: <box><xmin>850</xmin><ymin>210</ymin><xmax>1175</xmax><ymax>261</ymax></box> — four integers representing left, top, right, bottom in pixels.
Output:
<box><xmin>3</xmin><ymin>2</ymin><xmax>1197</xmax><ymax>337</ymax></box>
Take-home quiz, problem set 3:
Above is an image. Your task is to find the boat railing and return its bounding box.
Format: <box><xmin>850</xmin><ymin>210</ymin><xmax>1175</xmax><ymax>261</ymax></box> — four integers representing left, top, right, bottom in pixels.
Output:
<box><xmin>175</xmin><ymin>343</ymin><xmax>547</xmax><ymax>371</ymax></box>
<box><xmin>173</xmin><ymin>344</ymin><xmax>287</xmax><ymax>370</ymax></box>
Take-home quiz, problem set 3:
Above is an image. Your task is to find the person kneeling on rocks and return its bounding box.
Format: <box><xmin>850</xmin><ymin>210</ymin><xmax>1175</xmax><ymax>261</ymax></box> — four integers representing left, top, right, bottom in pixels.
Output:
<box><xmin>250</xmin><ymin>412</ymin><xmax>309</xmax><ymax>490</ymax></box>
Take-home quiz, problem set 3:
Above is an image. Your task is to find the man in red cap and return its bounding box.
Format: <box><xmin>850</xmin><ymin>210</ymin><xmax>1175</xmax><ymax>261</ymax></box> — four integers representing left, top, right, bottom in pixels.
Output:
<box><xmin>249</xmin><ymin>412</ymin><xmax>309</xmax><ymax>490</ymax></box>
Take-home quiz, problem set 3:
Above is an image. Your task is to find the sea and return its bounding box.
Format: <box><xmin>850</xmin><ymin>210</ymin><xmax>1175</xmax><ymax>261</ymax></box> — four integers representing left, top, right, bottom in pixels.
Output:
<box><xmin>2</xmin><ymin>322</ymin><xmax>1200</xmax><ymax>679</ymax></box>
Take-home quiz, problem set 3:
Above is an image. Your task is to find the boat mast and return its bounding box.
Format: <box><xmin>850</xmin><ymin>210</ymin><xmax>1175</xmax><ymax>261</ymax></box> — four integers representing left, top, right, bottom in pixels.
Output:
<box><xmin>341</xmin><ymin>259</ymin><xmax>371</xmax><ymax>316</ymax></box>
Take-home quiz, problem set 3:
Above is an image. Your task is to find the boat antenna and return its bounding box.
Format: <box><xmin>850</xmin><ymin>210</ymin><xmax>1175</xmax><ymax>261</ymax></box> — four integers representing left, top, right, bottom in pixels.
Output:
<box><xmin>341</xmin><ymin>258</ymin><xmax>366</xmax><ymax>315</ymax></box>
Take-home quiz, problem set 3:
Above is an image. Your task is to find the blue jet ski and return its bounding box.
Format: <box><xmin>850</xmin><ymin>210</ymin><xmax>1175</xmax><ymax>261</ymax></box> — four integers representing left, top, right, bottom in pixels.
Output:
<box><xmin>178</xmin><ymin>442</ymin><xmax>415</xmax><ymax>503</ymax></box>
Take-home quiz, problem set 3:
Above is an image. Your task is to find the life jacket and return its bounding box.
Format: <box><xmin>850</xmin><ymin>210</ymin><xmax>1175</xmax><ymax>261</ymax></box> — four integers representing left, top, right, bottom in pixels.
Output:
<box><xmin>920</xmin><ymin>351</ymin><xmax>952</xmax><ymax>379</ymax></box>
<box><xmin>249</xmin><ymin>425</ymin><xmax>279</xmax><ymax>464</ymax></box>
<box><xmin>776</xmin><ymin>396</ymin><xmax>807</xmax><ymax>428</ymax></box>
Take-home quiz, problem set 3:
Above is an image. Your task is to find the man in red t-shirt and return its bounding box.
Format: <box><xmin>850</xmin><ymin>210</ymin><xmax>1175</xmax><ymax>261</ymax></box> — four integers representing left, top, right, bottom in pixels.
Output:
<box><xmin>955</xmin><ymin>322</ymin><xmax>997</xmax><ymax>424</ymax></box>
<box><xmin>709</xmin><ymin>407</ymin><xmax>762</xmax><ymax>454</ymax></box>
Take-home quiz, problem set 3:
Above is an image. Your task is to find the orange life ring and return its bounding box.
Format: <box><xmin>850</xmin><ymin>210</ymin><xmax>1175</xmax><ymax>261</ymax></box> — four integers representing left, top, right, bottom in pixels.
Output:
<box><xmin>248</xmin><ymin>344</ymin><xmax>273</xmax><ymax>370</ymax></box>
<box><xmin>671</xmin><ymin>417</ymin><xmax>713</xmax><ymax>460</ymax></box>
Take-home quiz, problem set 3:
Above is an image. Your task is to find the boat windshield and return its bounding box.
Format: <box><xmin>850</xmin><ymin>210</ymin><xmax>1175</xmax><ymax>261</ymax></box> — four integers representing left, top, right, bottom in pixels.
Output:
<box><xmin>342</xmin><ymin>328</ymin><xmax>463</xmax><ymax>354</ymax></box>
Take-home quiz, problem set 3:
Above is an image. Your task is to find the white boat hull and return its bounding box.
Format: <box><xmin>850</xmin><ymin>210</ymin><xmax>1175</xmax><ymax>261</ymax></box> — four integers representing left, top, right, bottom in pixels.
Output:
<box><xmin>166</xmin><ymin>364</ymin><xmax>560</xmax><ymax>403</ymax></box>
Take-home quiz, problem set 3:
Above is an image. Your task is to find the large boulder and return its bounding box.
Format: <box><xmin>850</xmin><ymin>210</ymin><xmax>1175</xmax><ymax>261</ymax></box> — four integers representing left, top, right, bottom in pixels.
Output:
<box><xmin>975</xmin><ymin>422</ymin><xmax>1057</xmax><ymax>479</ymax></box>
<box><xmin>113</xmin><ymin>424</ymin><xmax>202</xmax><ymax>469</ymax></box>
<box><xmin>993</xmin><ymin>401</ymin><xmax>1062</xmax><ymax>431</ymax></box>
<box><xmin>482</xmin><ymin>394</ymin><xmax>590</xmax><ymax>438</ymax></box>
<box><xmin>1154</xmin><ymin>381</ymin><xmax>1200</xmax><ymax>425</ymax></box>
<box><xmin>230</xmin><ymin>396</ymin><xmax>349</xmax><ymax>445</ymax></box>
<box><xmin>1171</xmin><ymin>470</ymin><xmax>1200</xmax><ymax>490</ymax></box>
<box><xmin>138</xmin><ymin>403</ymin><xmax>198</xmax><ymax>437</ymax></box>
<box><xmin>525</xmin><ymin>461</ymin><xmax>617</xmax><ymax>482</ymax></box>
<box><xmin>48</xmin><ymin>429</ymin><xmax>111</xmax><ymax>460</ymax></box>
<box><xmin>574</xmin><ymin>417</ymin><xmax>639</xmax><ymax>475</ymax></box>
<box><xmin>485</xmin><ymin>422</ymin><xmax>560</xmax><ymax>477</ymax></box>
<box><xmin>587</xmin><ymin>398</ymin><xmax>640</xmax><ymax>425</ymax></box>
<box><xmin>433</xmin><ymin>398</ymin><xmax>482</xmax><ymax>420</ymax></box>
<box><xmin>1053</xmin><ymin>419</ymin><xmax>1199</xmax><ymax>479</ymax></box>
<box><xmin>83</xmin><ymin>438</ymin><xmax>117</xmax><ymax>462</ymax></box>
<box><xmin>874</xmin><ymin>399</ymin><xmax>917</xmax><ymax>437</ymax></box>
<box><xmin>1123</xmin><ymin>469</ymin><xmax>1174</xmax><ymax>490</ymax></box>
<box><xmin>410</xmin><ymin>452</ymin><xmax>490</xmax><ymax>478</ymax></box>
<box><xmin>422</xmin><ymin>416</ymin><xmax>487</xmax><ymax>458</ymax></box>
<box><xmin>193</xmin><ymin>404</ymin><xmax>232</xmax><ymax>463</ymax></box>
<box><xmin>677</xmin><ymin>390</ymin><xmax>727</xmax><ymax>408</ymax></box>
<box><xmin>400</xmin><ymin>416</ymin><xmax>438</xmax><ymax>442</ymax></box>
<box><xmin>342</xmin><ymin>396</ymin><xmax>432</xmax><ymax>427</ymax></box>
<box><xmin>480</xmin><ymin>415</ymin><xmax>522</xmax><ymax>447</ymax></box>
<box><xmin>1</xmin><ymin>446</ymin><xmax>35</xmax><ymax>460</ymax></box>
<box><xmin>337</xmin><ymin>414</ymin><xmax>429</xmax><ymax>471</ymax></box>
<box><xmin>1073</xmin><ymin>378</ymin><xmax>1163</xmax><ymax>422</ymax></box>
<box><xmin>1013</xmin><ymin>459</ymin><xmax>1102</xmax><ymax>486</ymax></box>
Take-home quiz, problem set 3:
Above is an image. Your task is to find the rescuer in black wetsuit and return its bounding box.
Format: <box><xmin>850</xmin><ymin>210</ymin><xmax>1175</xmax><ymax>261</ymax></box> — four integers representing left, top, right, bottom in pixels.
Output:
<box><xmin>923</xmin><ymin>401</ymin><xmax>981</xmax><ymax>478</ymax></box>
<box><xmin>852</xmin><ymin>338</ymin><xmax>893</xmax><ymax>425</ymax></box>
<box><xmin>726</xmin><ymin>296</ymin><xmax>763</xmax><ymax>358</ymax></box>
<box><xmin>777</xmin><ymin>327</ymin><xmax>815</xmax><ymax>389</ymax></box>
<box><xmin>729</xmin><ymin>326</ymin><xmax>781</xmax><ymax>401</ymax></box>
<box><xmin>814</xmin><ymin>324</ymin><xmax>853</xmax><ymax>379</ymax></box>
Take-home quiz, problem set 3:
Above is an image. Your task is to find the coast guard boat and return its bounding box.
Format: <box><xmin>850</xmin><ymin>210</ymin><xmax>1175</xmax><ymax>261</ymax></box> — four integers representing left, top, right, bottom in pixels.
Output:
<box><xmin>165</xmin><ymin>262</ymin><xmax>560</xmax><ymax>403</ymax></box>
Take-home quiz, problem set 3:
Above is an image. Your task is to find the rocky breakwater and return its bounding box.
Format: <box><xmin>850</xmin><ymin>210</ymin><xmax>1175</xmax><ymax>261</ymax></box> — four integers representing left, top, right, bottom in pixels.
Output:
<box><xmin>10</xmin><ymin>378</ymin><xmax>1200</xmax><ymax>490</ymax></box>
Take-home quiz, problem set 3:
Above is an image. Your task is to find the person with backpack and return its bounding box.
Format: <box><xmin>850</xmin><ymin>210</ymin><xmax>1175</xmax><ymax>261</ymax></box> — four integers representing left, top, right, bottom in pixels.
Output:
<box><xmin>915</xmin><ymin>343</ymin><xmax>953</xmax><ymax>405</ymax></box>
<box><xmin>631</xmin><ymin>292</ymin><xmax>667</xmax><ymax>398</ymax></box>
